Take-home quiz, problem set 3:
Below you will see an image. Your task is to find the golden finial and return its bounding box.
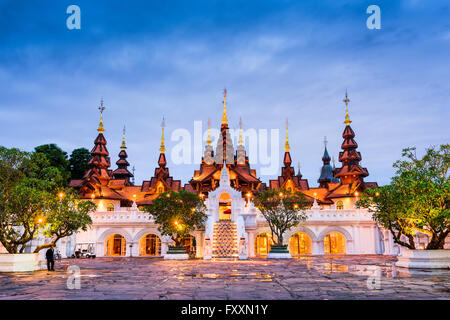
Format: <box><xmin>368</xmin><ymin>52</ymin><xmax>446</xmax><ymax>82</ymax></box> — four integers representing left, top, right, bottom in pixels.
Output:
<box><xmin>284</xmin><ymin>118</ymin><xmax>290</xmax><ymax>152</ymax></box>
<box><xmin>159</xmin><ymin>117</ymin><xmax>166</xmax><ymax>153</ymax></box>
<box><xmin>343</xmin><ymin>90</ymin><xmax>352</xmax><ymax>126</ymax></box>
<box><xmin>97</xmin><ymin>98</ymin><xmax>105</xmax><ymax>134</ymax></box>
<box><xmin>238</xmin><ymin>117</ymin><xmax>244</xmax><ymax>146</ymax></box>
<box><xmin>221</xmin><ymin>88</ymin><xmax>228</xmax><ymax>124</ymax></box>
<box><xmin>206</xmin><ymin>117</ymin><xmax>212</xmax><ymax>145</ymax></box>
<box><xmin>120</xmin><ymin>126</ymin><xmax>127</xmax><ymax>150</ymax></box>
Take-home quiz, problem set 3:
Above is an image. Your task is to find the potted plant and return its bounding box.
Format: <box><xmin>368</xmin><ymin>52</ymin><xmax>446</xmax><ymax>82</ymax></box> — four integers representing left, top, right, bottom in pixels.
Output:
<box><xmin>253</xmin><ymin>188</ymin><xmax>309</xmax><ymax>258</ymax></box>
<box><xmin>143</xmin><ymin>190</ymin><xmax>206</xmax><ymax>260</ymax></box>
<box><xmin>357</xmin><ymin>145</ymin><xmax>450</xmax><ymax>269</ymax></box>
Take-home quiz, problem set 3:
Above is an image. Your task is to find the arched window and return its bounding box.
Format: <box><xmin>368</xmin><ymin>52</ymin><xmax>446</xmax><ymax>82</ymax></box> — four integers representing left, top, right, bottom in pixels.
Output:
<box><xmin>105</xmin><ymin>234</ymin><xmax>126</xmax><ymax>256</ymax></box>
<box><xmin>107</xmin><ymin>203</ymin><xmax>115</xmax><ymax>212</ymax></box>
<box><xmin>139</xmin><ymin>234</ymin><xmax>161</xmax><ymax>256</ymax></box>
<box><xmin>157</xmin><ymin>186</ymin><xmax>164</xmax><ymax>193</ymax></box>
<box><xmin>324</xmin><ymin>232</ymin><xmax>346</xmax><ymax>254</ymax></box>
<box><xmin>336</xmin><ymin>201</ymin><xmax>344</xmax><ymax>210</ymax></box>
<box><xmin>255</xmin><ymin>233</ymin><xmax>274</xmax><ymax>256</ymax></box>
<box><xmin>289</xmin><ymin>232</ymin><xmax>312</xmax><ymax>255</ymax></box>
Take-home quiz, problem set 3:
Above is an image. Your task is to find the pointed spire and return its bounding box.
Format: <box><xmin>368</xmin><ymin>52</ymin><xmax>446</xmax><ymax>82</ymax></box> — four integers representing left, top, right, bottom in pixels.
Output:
<box><xmin>322</xmin><ymin>136</ymin><xmax>330</xmax><ymax>162</ymax></box>
<box><xmin>120</xmin><ymin>126</ymin><xmax>127</xmax><ymax>150</ymax></box>
<box><xmin>206</xmin><ymin>117</ymin><xmax>212</xmax><ymax>145</ymax></box>
<box><xmin>159</xmin><ymin>117</ymin><xmax>166</xmax><ymax>153</ymax></box>
<box><xmin>97</xmin><ymin>98</ymin><xmax>105</xmax><ymax>134</ymax></box>
<box><xmin>335</xmin><ymin>91</ymin><xmax>369</xmax><ymax>186</ymax></box>
<box><xmin>221</xmin><ymin>88</ymin><xmax>228</xmax><ymax>124</ymax></box>
<box><xmin>297</xmin><ymin>161</ymin><xmax>302</xmax><ymax>176</ymax></box>
<box><xmin>318</xmin><ymin>136</ymin><xmax>334</xmax><ymax>188</ymax></box>
<box><xmin>284</xmin><ymin>118</ymin><xmax>290</xmax><ymax>152</ymax></box>
<box><xmin>219</xmin><ymin>161</ymin><xmax>231</xmax><ymax>186</ymax></box>
<box><xmin>238</xmin><ymin>117</ymin><xmax>244</xmax><ymax>146</ymax></box>
<box><xmin>343</xmin><ymin>90</ymin><xmax>352</xmax><ymax>126</ymax></box>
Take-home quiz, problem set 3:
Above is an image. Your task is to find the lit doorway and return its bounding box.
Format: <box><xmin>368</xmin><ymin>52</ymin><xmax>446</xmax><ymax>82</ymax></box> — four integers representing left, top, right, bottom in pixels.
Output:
<box><xmin>105</xmin><ymin>234</ymin><xmax>126</xmax><ymax>256</ymax></box>
<box><xmin>324</xmin><ymin>232</ymin><xmax>346</xmax><ymax>254</ymax></box>
<box><xmin>289</xmin><ymin>232</ymin><xmax>312</xmax><ymax>255</ymax></box>
<box><xmin>139</xmin><ymin>234</ymin><xmax>161</xmax><ymax>256</ymax></box>
<box><xmin>255</xmin><ymin>233</ymin><xmax>274</xmax><ymax>256</ymax></box>
<box><xmin>219</xmin><ymin>193</ymin><xmax>232</xmax><ymax>221</ymax></box>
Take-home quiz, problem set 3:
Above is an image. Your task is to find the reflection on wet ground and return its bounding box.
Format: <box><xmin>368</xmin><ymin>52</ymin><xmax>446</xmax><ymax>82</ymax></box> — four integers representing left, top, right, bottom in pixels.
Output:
<box><xmin>0</xmin><ymin>255</ymin><xmax>449</xmax><ymax>300</ymax></box>
<box><xmin>292</xmin><ymin>255</ymin><xmax>450</xmax><ymax>279</ymax></box>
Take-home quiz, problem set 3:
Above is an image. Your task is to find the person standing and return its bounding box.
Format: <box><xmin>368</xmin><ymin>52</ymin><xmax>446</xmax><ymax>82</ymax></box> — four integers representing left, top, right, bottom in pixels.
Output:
<box><xmin>45</xmin><ymin>245</ymin><xmax>55</xmax><ymax>272</ymax></box>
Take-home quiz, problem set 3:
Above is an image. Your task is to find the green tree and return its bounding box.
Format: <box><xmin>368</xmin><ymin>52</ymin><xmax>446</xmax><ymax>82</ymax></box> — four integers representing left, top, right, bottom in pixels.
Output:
<box><xmin>143</xmin><ymin>190</ymin><xmax>207</xmax><ymax>247</ymax></box>
<box><xmin>33</xmin><ymin>190</ymin><xmax>96</xmax><ymax>253</ymax></box>
<box><xmin>253</xmin><ymin>188</ymin><xmax>309</xmax><ymax>246</ymax></box>
<box><xmin>0</xmin><ymin>147</ymin><xmax>60</xmax><ymax>253</ymax></box>
<box><xmin>0</xmin><ymin>146</ymin><xmax>95</xmax><ymax>254</ymax></box>
<box><xmin>357</xmin><ymin>145</ymin><xmax>449</xmax><ymax>250</ymax></box>
<box><xmin>35</xmin><ymin>144</ymin><xmax>70</xmax><ymax>183</ymax></box>
<box><xmin>69</xmin><ymin>148</ymin><xmax>91</xmax><ymax>179</ymax></box>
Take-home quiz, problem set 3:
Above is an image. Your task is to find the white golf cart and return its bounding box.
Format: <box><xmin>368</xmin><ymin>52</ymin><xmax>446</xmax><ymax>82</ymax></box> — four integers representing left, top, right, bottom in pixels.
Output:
<box><xmin>72</xmin><ymin>243</ymin><xmax>96</xmax><ymax>259</ymax></box>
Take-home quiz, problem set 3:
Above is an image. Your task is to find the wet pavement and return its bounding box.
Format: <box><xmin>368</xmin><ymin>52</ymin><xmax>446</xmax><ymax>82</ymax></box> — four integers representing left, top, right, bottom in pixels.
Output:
<box><xmin>0</xmin><ymin>255</ymin><xmax>449</xmax><ymax>300</ymax></box>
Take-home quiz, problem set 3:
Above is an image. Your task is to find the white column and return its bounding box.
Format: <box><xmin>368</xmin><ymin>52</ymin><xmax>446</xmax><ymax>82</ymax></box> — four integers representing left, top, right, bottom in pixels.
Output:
<box><xmin>312</xmin><ymin>241</ymin><xmax>321</xmax><ymax>255</ymax></box>
<box><xmin>248</xmin><ymin>231</ymin><xmax>255</xmax><ymax>257</ymax></box>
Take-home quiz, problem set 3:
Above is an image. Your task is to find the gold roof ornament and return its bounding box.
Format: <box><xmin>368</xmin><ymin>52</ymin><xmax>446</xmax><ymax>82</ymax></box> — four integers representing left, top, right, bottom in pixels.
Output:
<box><xmin>238</xmin><ymin>117</ymin><xmax>244</xmax><ymax>146</ymax></box>
<box><xmin>284</xmin><ymin>118</ymin><xmax>290</xmax><ymax>152</ymax></box>
<box><xmin>120</xmin><ymin>126</ymin><xmax>127</xmax><ymax>150</ymax></box>
<box><xmin>97</xmin><ymin>98</ymin><xmax>105</xmax><ymax>134</ymax></box>
<box><xmin>206</xmin><ymin>117</ymin><xmax>212</xmax><ymax>145</ymax></box>
<box><xmin>159</xmin><ymin>117</ymin><xmax>166</xmax><ymax>153</ymax></box>
<box><xmin>343</xmin><ymin>90</ymin><xmax>352</xmax><ymax>126</ymax></box>
<box><xmin>221</xmin><ymin>88</ymin><xmax>228</xmax><ymax>124</ymax></box>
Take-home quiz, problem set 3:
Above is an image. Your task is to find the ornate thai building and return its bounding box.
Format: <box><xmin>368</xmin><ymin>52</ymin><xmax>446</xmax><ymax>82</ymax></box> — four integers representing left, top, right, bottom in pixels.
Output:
<box><xmin>56</xmin><ymin>90</ymin><xmax>425</xmax><ymax>259</ymax></box>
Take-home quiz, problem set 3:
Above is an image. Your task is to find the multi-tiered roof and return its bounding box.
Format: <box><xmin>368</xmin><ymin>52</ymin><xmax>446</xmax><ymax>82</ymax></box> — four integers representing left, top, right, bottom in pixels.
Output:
<box><xmin>70</xmin><ymin>91</ymin><xmax>377</xmax><ymax>207</ymax></box>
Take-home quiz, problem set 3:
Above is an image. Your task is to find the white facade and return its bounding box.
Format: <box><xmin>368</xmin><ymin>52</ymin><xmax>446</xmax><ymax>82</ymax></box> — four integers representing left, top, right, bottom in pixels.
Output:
<box><xmin>66</xmin><ymin>166</ymin><xmax>404</xmax><ymax>259</ymax></box>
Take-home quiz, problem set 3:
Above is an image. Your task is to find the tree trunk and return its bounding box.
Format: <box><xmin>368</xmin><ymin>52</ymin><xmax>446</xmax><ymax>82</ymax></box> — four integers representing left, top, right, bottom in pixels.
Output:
<box><xmin>426</xmin><ymin>231</ymin><xmax>449</xmax><ymax>249</ymax></box>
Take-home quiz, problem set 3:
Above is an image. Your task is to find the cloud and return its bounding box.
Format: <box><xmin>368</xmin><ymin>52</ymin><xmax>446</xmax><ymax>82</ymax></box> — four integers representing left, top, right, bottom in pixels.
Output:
<box><xmin>0</xmin><ymin>1</ymin><xmax>449</xmax><ymax>187</ymax></box>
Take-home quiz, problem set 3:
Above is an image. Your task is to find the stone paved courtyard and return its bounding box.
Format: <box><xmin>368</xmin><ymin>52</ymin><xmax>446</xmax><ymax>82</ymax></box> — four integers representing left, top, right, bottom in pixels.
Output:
<box><xmin>0</xmin><ymin>255</ymin><xmax>449</xmax><ymax>300</ymax></box>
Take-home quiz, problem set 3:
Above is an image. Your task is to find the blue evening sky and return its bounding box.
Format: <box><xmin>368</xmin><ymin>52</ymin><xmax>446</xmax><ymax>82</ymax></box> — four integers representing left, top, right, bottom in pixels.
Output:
<box><xmin>0</xmin><ymin>0</ymin><xmax>449</xmax><ymax>186</ymax></box>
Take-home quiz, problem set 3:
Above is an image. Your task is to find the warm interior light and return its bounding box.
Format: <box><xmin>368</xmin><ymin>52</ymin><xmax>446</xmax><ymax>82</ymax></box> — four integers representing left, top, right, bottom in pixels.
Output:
<box><xmin>355</xmin><ymin>192</ymin><xmax>359</xmax><ymax>196</ymax></box>
<box><xmin>279</xmin><ymin>192</ymin><xmax>283</xmax><ymax>197</ymax></box>
<box><xmin>313</xmin><ymin>192</ymin><xmax>317</xmax><ymax>197</ymax></box>
<box><xmin>375</xmin><ymin>192</ymin><xmax>380</xmax><ymax>197</ymax></box>
<box><xmin>91</xmin><ymin>194</ymin><xmax>95</xmax><ymax>199</ymax></box>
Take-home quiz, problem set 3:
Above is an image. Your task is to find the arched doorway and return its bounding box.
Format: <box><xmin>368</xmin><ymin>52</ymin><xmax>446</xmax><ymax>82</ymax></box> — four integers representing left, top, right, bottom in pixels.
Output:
<box><xmin>105</xmin><ymin>234</ymin><xmax>126</xmax><ymax>256</ymax></box>
<box><xmin>181</xmin><ymin>235</ymin><xmax>196</xmax><ymax>255</ymax></box>
<box><xmin>289</xmin><ymin>232</ymin><xmax>312</xmax><ymax>255</ymax></box>
<box><xmin>139</xmin><ymin>234</ymin><xmax>161</xmax><ymax>256</ymax></box>
<box><xmin>219</xmin><ymin>193</ymin><xmax>232</xmax><ymax>221</ymax></box>
<box><xmin>324</xmin><ymin>232</ymin><xmax>346</xmax><ymax>254</ymax></box>
<box><xmin>255</xmin><ymin>233</ymin><xmax>274</xmax><ymax>256</ymax></box>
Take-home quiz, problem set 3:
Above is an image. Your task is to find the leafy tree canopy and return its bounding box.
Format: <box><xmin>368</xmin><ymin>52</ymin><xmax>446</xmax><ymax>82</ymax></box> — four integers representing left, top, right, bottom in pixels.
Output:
<box><xmin>357</xmin><ymin>144</ymin><xmax>449</xmax><ymax>250</ymax></box>
<box><xmin>0</xmin><ymin>146</ymin><xmax>95</xmax><ymax>253</ymax></box>
<box><xmin>69</xmin><ymin>147</ymin><xmax>91</xmax><ymax>180</ymax></box>
<box><xmin>143</xmin><ymin>190</ymin><xmax>207</xmax><ymax>247</ymax></box>
<box><xmin>35</xmin><ymin>144</ymin><xmax>70</xmax><ymax>184</ymax></box>
<box><xmin>253</xmin><ymin>188</ymin><xmax>309</xmax><ymax>246</ymax></box>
